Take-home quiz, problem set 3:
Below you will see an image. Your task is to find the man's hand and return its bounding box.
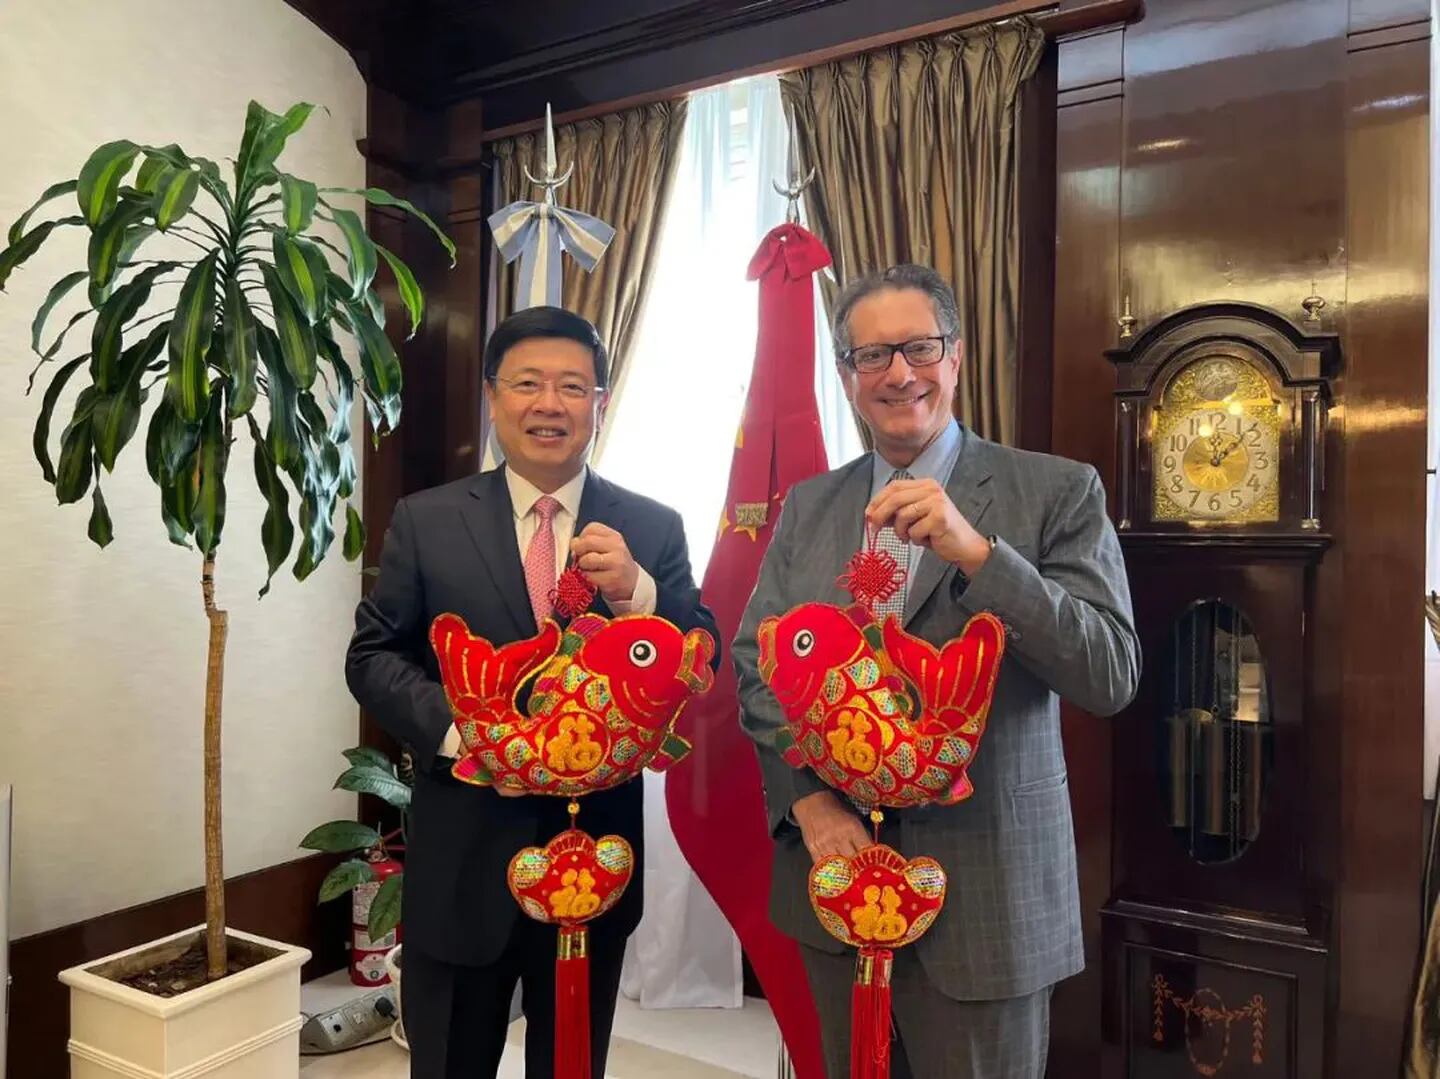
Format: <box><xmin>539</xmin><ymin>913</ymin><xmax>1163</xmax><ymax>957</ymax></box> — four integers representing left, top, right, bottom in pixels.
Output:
<box><xmin>865</xmin><ymin>477</ymin><xmax>991</xmax><ymax>576</ymax></box>
<box><xmin>494</xmin><ymin>784</ymin><xmax>526</xmax><ymax>798</ymax></box>
<box><xmin>791</xmin><ymin>790</ymin><xmax>872</xmax><ymax>865</ymax></box>
<box><xmin>570</xmin><ymin>523</ymin><xmax>641</xmax><ymax>605</ymax></box>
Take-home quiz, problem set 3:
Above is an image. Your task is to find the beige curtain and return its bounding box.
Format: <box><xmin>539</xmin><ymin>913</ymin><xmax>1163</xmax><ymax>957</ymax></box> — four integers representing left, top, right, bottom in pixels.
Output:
<box><xmin>490</xmin><ymin>100</ymin><xmax>688</xmax><ymax>454</ymax></box>
<box><xmin>780</xmin><ymin>18</ymin><xmax>1044</xmax><ymax>446</ymax></box>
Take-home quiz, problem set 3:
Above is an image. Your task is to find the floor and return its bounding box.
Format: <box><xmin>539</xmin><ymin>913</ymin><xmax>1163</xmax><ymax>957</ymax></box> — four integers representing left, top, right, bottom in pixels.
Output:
<box><xmin>298</xmin><ymin>974</ymin><xmax>779</xmax><ymax>1078</ymax></box>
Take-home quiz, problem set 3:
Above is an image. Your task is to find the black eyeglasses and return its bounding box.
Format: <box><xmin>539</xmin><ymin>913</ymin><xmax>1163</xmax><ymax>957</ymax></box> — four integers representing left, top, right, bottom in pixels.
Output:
<box><xmin>841</xmin><ymin>336</ymin><xmax>949</xmax><ymax>374</ymax></box>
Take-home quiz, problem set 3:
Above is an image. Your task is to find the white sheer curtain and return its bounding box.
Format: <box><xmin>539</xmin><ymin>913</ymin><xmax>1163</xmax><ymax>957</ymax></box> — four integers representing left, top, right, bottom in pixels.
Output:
<box><xmin>600</xmin><ymin>75</ymin><xmax>861</xmax><ymax>1009</ymax></box>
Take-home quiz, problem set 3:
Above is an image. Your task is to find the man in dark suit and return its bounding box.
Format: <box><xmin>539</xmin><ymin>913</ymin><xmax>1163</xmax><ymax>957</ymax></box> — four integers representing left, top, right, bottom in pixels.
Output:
<box><xmin>735</xmin><ymin>265</ymin><xmax>1139</xmax><ymax>1078</ymax></box>
<box><xmin>346</xmin><ymin>306</ymin><xmax>718</xmax><ymax>1078</ymax></box>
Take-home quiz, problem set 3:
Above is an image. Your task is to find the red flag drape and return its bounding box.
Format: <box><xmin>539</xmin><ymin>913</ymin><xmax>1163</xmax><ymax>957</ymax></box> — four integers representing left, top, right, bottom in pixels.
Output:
<box><xmin>666</xmin><ymin>222</ymin><xmax>832</xmax><ymax>1079</ymax></box>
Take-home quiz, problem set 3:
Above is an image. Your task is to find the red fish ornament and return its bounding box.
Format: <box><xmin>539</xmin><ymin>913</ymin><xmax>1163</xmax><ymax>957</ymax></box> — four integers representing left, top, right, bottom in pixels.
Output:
<box><xmin>753</xmin><ymin>539</ymin><xmax>1006</xmax><ymax>1079</ymax></box>
<box><xmin>430</xmin><ymin>608</ymin><xmax>714</xmax><ymax>796</ymax></box>
<box><xmin>431</xmin><ymin>568</ymin><xmax>716</xmax><ymax>1079</ymax></box>
<box><xmin>757</xmin><ymin>602</ymin><xmax>1004</xmax><ymax>808</ymax></box>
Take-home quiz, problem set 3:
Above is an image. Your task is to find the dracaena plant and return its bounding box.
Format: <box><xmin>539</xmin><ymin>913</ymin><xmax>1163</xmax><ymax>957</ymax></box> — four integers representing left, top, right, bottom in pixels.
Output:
<box><xmin>0</xmin><ymin>100</ymin><xmax>453</xmax><ymax>984</ymax></box>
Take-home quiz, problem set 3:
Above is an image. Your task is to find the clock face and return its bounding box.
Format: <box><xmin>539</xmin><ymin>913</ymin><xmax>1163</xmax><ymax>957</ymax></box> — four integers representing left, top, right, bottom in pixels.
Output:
<box><xmin>1151</xmin><ymin>358</ymin><xmax>1283</xmax><ymax>524</ymax></box>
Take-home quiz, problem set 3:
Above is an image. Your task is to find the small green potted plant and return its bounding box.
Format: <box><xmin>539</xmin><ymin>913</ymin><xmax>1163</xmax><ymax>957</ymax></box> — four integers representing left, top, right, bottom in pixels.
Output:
<box><xmin>300</xmin><ymin>745</ymin><xmax>411</xmax><ymax>991</ymax></box>
<box><xmin>0</xmin><ymin>98</ymin><xmax>451</xmax><ymax>1078</ymax></box>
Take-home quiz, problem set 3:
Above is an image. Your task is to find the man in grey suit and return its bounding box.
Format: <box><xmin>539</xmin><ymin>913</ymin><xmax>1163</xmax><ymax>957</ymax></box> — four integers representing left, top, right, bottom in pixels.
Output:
<box><xmin>735</xmin><ymin>264</ymin><xmax>1139</xmax><ymax>1078</ymax></box>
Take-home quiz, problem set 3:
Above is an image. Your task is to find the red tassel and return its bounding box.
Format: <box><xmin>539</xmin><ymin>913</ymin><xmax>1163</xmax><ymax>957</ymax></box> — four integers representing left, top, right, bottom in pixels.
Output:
<box><xmin>555</xmin><ymin>926</ymin><xmax>591</xmax><ymax>1079</ymax></box>
<box><xmin>850</xmin><ymin>947</ymin><xmax>893</xmax><ymax>1079</ymax></box>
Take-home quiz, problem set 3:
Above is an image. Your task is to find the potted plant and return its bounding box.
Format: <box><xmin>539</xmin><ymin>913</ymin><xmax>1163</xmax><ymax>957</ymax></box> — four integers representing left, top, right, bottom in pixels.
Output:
<box><xmin>300</xmin><ymin>743</ymin><xmax>410</xmax><ymax>978</ymax></box>
<box><xmin>0</xmin><ymin>100</ymin><xmax>452</xmax><ymax>1078</ymax></box>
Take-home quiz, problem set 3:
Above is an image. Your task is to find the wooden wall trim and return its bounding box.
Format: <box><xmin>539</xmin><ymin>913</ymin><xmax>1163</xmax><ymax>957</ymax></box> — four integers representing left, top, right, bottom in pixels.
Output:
<box><xmin>8</xmin><ymin>854</ymin><xmax>347</xmax><ymax>1079</ymax></box>
<box><xmin>451</xmin><ymin>0</ymin><xmax>840</xmax><ymax>98</ymax></box>
<box><xmin>480</xmin><ymin>0</ymin><xmax>1141</xmax><ymax>142</ymax></box>
<box><xmin>1347</xmin><ymin>18</ymin><xmax>1430</xmax><ymax>52</ymax></box>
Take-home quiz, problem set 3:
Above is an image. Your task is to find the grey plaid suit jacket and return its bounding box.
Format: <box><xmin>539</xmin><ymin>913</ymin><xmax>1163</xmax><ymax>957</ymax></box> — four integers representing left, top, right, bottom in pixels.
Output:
<box><xmin>735</xmin><ymin>426</ymin><xmax>1139</xmax><ymax>1001</ymax></box>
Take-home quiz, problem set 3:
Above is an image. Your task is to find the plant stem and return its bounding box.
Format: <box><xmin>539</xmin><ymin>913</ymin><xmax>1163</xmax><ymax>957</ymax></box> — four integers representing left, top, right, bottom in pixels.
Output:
<box><xmin>202</xmin><ymin>557</ymin><xmax>228</xmax><ymax>979</ymax></box>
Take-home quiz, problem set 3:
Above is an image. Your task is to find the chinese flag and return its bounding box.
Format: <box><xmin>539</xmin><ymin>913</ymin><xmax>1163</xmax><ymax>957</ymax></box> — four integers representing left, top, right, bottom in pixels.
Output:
<box><xmin>667</xmin><ymin>222</ymin><xmax>831</xmax><ymax>1079</ymax></box>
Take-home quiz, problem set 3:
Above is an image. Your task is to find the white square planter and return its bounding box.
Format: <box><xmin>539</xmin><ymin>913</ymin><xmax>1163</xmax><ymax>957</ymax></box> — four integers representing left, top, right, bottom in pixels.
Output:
<box><xmin>58</xmin><ymin>925</ymin><xmax>310</xmax><ymax>1079</ymax></box>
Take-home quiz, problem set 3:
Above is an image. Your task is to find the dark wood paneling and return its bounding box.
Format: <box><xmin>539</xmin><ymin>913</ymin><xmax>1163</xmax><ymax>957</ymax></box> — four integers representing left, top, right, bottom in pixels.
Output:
<box><xmin>1347</xmin><ymin>0</ymin><xmax>1428</xmax><ymax>34</ymax></box>
<box><xmin>1052</xmin><ymin>93</ymin><xmax>1124</xmax><ymax>486</ymax></box>
<box><xmin>1332</xmin><ymin>34</ymin><xmax>1429</xmax><ymax>1077</ymax></box>
<box><xmin>1058</xmin><ymin>27</ymin><xmax>1124</xmax><ymax>93</ymax></box>
<box><xmin>8</xmin><ymin>855</ymin><xmax>347</xmax><ymax>1079</ymax></box>
<box><xmin>1016</xmin><ymin>44</ymin><xmax>1059</xmax><ymax>454</ymax></box>
<box><xmin>1119</xmin><ymin>0</ymin><xmax>1349</xmax><ymax>331</ymax></box>
<box><xmin>1048</xmin><ymin>80</ymin><xmax>1124</xmax><ymax>1077</ymax></box>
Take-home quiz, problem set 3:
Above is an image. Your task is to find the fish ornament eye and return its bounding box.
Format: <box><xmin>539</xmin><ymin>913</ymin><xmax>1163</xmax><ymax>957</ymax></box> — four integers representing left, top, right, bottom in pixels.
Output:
<box><xmin>793</xmin><ymin>629</ymin><xmax>815</xmax><ymax>658</ymax></box>
<box><xmin>629</xmin><ymin>639</ymin><xmax>657</xmax><ymax>667</ymax></box>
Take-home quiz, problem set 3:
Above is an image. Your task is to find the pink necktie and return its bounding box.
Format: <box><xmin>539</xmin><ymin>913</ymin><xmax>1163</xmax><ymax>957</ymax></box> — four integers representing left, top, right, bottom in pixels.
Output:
<box><xmin>524</xmin><ymin>496</ymin><xmax>561</xmax><ymax>627</ymax></box>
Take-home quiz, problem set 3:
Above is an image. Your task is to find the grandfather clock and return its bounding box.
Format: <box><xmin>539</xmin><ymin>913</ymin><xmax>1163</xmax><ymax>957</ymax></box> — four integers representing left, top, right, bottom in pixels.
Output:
<box><xmin>1099</xmin><ymin>302</ymin><xmax>1340</xmax><ymax>1079</ymax></box>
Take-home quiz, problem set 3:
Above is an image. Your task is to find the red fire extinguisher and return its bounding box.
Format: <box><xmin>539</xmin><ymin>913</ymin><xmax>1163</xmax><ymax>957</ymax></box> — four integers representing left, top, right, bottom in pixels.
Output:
<box><xmin>351</xmin><ymin>849</ymin><xmax>403</xmax><ymax>987</ymax></box>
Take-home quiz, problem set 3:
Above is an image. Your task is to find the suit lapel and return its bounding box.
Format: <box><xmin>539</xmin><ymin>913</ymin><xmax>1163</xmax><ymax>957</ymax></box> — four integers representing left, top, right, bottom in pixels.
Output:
<box><xmin>821</xmin><ymin>459</ymin><xmax>874</xmax><ymax>606</ymax></box>
<box><xmin>460</xmin><ymin>467</ymin><xmax>535</xmax><ymax>636</ymax></box>
<box><xmin>904</xmin><ymin>429</ymin><xmax>994</xmax><ymax>625</ymax></box>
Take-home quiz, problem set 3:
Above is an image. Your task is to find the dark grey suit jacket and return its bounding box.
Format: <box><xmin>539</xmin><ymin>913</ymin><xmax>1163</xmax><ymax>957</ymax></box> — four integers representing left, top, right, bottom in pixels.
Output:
<box><xmin>346</xmin><ymin>467</ymin><xmax>717</xmax><ymax>967</ymax></box>
<box><xmin>735</xmin><ymin>427</ymin><xmax>1139</xmax><ymax>1001</ymax></box>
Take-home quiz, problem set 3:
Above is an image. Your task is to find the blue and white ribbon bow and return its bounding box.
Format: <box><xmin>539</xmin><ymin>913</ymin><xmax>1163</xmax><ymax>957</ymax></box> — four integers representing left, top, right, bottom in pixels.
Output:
<box><xmin>488</xmin><ymin>201</ymin><xmax>615</xmax><ymax>310</ymax></box>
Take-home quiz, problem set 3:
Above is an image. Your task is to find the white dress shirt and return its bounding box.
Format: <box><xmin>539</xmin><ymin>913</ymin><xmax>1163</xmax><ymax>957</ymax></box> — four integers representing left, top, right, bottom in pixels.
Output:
<box><xmin>437</xmin><ymin>466</ymin><xmax>658</xmax><ymax>758</ymax></box>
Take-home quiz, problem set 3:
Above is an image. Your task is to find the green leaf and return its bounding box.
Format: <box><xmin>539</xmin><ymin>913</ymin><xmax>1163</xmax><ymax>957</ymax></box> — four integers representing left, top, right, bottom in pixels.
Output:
<box><xmin>94</xmin><ymin>323</ymin><xmax>167</xmax><ymax>471</ymax></box>
<box><xmin>343</xmin><ymin>503</ymin><xmax>366</xmax><ymax>561</ymax></box>
<box><xmin>87</xmin><ymin>487</ymin><xmax>114</xmax><ymax>548</ymax></box>
<box><xmin>90</xmin><ymin>224</ymin><xmax>156</xmax><ymax>308</ymax></box>
<box><xmin>134</xmin><ymin>155</ymin><xmax>168</xmax><ymax>195</ymax></box>
<box><xmin>252</xmin><ymin>103</ymin><xmax>316</xmax><ymax>176</ymax></box>
<box><xmin>271</xmin><ymin>232</ymin><xmax>324</xmax><ymax>323</ymax></box>
<box><xmin>8</xmin><ymin>179</ymin><xmax>78</xmax><ymax>245</ymax></box>
<box><xmin>299</xmin><ymin>820</ymin><xmax>381</xmax><ymax>854</ymax></box>
<box><xmin>77</xmin><ymin>141</ymin><xmax>139</xmax><ymax>225</ymax></box>
<box><xmin>342</xmin><ymin>746</ymin><xmax>394</xmax><ymax>772</ymax></box>
<box><xmin>31</xmin><ymin>272</ymin><xmax>88</xmax><ymax>354</ymax></box>
<box><xmin>91</xmin><ymin>263</ymin><xmax>174</xmax><ymax>392</ymax></box>
<box><xmin>87</xmin><ymin>201</ymin><xmax>150</xmax><ymax>290</ymax></box>
<box><xmin>144</xmin><ymin>393</ymin><xmax>175</xmax><ymax>482</ymax></box>
<box><xmin>333</xmin><ymin>764</ymin><xmax>412</xmax><ymax>808</ymax></box>
<box><xmin>55</xmin><ymin>390</ymin><xmax>98</xmax><ymax>504</ymax></box>
<box><xmin>144</xmin><ymin>389</ymin><xmax>201</xmax><ymax>482</ymax></box>
<box><xmin>246</xmin><ymin>413</ymin><xmax>293</xmax><ymax>597</ymax></box>
<box><xmin>317</xmin><ymin>333</ymin><xmax>357</xmax><ymax>499</ymax></box>
<box><xmin>235</xmin><ymin>102</ymin><xmax>274</xmax><ymax>187</ymax></box>
<box><xmin>347</xmin><ymin>301</ymin><xmax>402</xmax><ymax>433</ymax></box>
<box><xmin>260</xmin><ymin>262</ymin><xmax>317</xmax><ymax>388</ymax></box>
<box><xmin>321</xmin><ymin>187</ymin><xmax>456</xmax><ymax>265</ymax></box>
<box><xmin>152</xmin><ymin>167</ymin><xmax>200</xmax><ymax>231</ymax></box>
<box><xmin>324</xmin><ymin>207</ymin><xmax>377</xmax><ymax>299</ymax></box>
<box><xmin>167</xmin><ymin>252</ymin><xmax>219</xmax><ymax>421</ymax></box>
<box><xmin>224</xmin><ymin>279</ymin><xmax>259</xmax><ymax>417</ymax></box>
<box><xmin>193</xmin><ymin>389</ymin><xmax>228</xmax><ymax>557</ymax></box>
<box><xmin>33</xmin><ymin>356</ymin><xmax>90</xmax><ymax>483</ymax></box>
<box><xmin>368</xmin><ymin>873</ymin><xmax>403</xmax><ymax>941</ymax></box>
<box><xmin>376</xmin><ymin>244</ymin><xmax>423</xmax><ymax>339</ymax></box>
<box><xmin>160</xmin><ymin>452</ymin><xmax>197</xmax><ymax>547</ymax></box>
<box><xmin>292</xmin><ymin>405</ymin><xmax>340</xmax><ymax>584</ymax></box>
<box><xmin>1</xmin><ymin>216</ymin><xmax>84</xmax><ymax>291</ymax></box>
<box><xmin>256</xmin><ymin>326</ymin><xmax>300</xmax><ymax>470</ymax></box>
<box><xmin>317</xmin><ymin>858</ymin><xmax>375</xmax><ymax>904</ymax></box>
<box><xmin>280</xmin><ymin>174</ymin><xmax>317</xmax><ymax>233</ymax></box>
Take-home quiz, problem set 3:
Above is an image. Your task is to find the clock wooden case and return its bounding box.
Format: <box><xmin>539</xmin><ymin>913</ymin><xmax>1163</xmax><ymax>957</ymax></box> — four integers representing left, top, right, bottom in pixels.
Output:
<box><xmin>1099</xmin><ymin>302</ymin><xmax>1341</xmax><ymax>1079</ymax></box>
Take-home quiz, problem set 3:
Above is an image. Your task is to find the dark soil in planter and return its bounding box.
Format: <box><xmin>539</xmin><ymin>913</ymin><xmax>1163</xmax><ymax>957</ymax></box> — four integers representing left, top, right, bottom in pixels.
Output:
<box><xmin>91</xmin><ymin>931</ymin><xmax>281</xmax><ymax>998</ymax></box>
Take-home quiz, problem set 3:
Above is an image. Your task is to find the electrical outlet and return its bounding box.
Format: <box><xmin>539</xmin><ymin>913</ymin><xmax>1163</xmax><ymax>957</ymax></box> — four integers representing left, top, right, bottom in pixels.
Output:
<box><xmin>299</xmin><ymin>986</ymin><xmax>398</xmax><ymax>1053</ymax></box>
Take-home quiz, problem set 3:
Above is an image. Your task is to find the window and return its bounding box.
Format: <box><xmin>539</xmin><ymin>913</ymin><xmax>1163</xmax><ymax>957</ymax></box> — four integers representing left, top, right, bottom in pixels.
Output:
<box><xmin>597</xmin><ymin>76</ymin><xmax>864</xmax><ymax>579</ymax></box>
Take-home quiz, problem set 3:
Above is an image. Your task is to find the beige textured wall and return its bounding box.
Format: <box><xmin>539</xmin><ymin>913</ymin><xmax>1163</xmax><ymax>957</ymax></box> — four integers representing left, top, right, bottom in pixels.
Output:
<box><xmin>0</xmin><ymin>0</ymin><xmax>367</xmax><ymax>938</ymax></box>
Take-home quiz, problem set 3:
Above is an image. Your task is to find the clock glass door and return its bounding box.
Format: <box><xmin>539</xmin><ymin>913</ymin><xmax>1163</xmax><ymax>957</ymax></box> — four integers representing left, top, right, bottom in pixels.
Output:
<box><xmin>1157</xmin><ymin>600</ymin><xmax>1273</xmax><ymax>864</ymax></box>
